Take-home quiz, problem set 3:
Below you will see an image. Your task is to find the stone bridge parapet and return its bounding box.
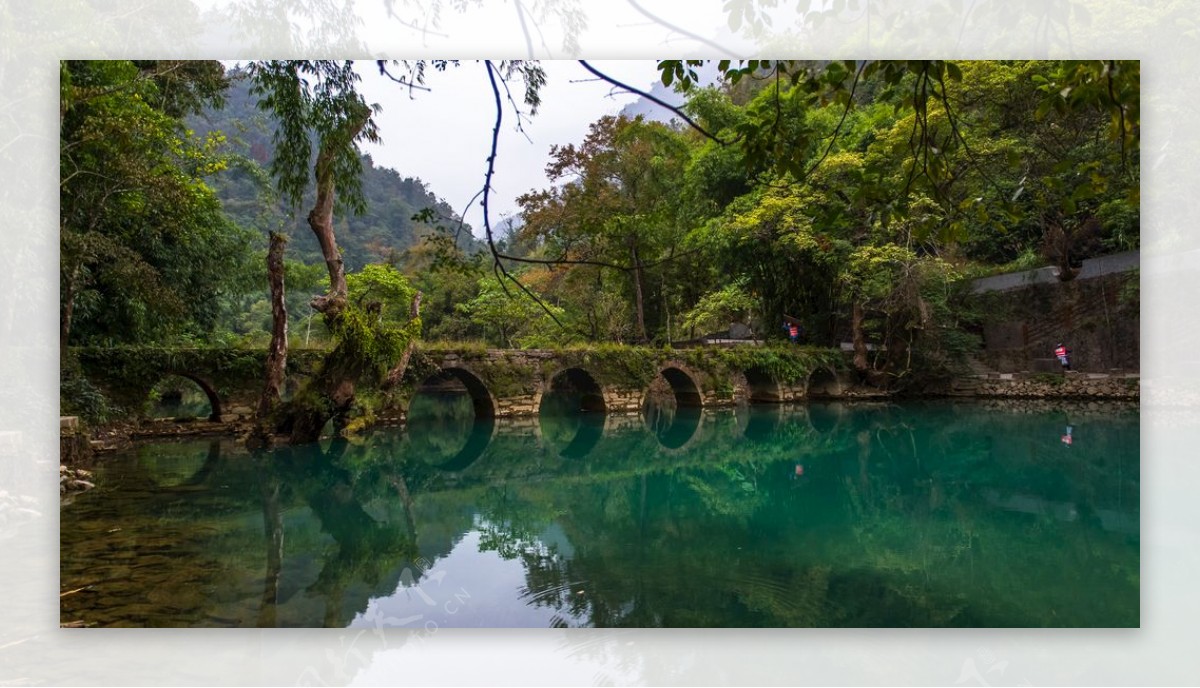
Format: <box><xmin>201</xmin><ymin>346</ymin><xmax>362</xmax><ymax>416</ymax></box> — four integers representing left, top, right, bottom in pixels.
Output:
<box><xmin>70</xmin><ymin>344</ymin><xmax>849</xmax><ymax>425</ymax></box>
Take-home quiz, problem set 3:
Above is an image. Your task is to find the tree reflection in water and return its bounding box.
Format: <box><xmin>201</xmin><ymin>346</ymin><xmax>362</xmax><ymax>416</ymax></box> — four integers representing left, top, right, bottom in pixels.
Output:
<box><xmin>60</xmin><ymin>400</ymin><xmax>1140</xmax><ymax>627</ymax></box>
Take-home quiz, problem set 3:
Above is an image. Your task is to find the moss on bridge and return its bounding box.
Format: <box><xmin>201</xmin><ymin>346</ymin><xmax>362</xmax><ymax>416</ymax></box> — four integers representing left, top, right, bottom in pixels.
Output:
<box><xmin>677</xmin><ymin>345</ymin><xmax>845</xmax><ymax>385</ymax></box>
<box><xmin>409</xmin><ymin>343</ymin><xmax>844</xmax><ymax>399</ymax></box>
<box><xmin>66</xmin><ymin>347</ymin><xmax>328</xmax><ymax>419</ymax></box>
<box><xmin>67</xmin><ymin>343</ymin><xmax>847</xmax><ymax>424</ymax></box>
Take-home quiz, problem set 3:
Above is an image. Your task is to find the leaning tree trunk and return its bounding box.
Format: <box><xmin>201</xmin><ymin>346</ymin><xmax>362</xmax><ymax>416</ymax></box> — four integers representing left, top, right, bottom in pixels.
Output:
<box><xmin>308</xmin><ymin>105</ymin><xmax>371</xmax><ymax>316</ymax></box>
<box><xmin>383</xmin><ymin>291</ymin><xmax>422</xmax><ymax>390</ymax></box>
<box><xmin>308</xmin><ymin>144</ymin><xmax>350</xmax><ymax>316</ymax></box>
<box><xmin>285</xmin><ymin>112</ymin><xmax>370</xmax><ymax>445</ymax></box>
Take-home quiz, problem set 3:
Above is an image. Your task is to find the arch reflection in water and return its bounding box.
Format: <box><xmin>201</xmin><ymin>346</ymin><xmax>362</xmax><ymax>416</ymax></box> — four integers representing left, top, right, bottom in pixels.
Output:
<box><xmin>644</xmin><ymin>402</ymin><xmax>702</xmax><ymax>449</ymax></box>
<box><xmin>539</xmin><ymin>369</ymin><xmax>607</xmax><ymax>459</ymax></box>
<box><xmin>643</xmin><ymin>367</ymin><xmax>703</xmax><ymax>449</ymax></box>
<box><xmin>135</xmin><ymin>439</ymin><xmax>223</xmax><ymax>489</ymax></box>
<box><xmin>407</xmin><ymin>374</ymin><xmax>495</xmax><ymax>471</ymax></box>
<box><xmin>806</xmin><ymin>401</ymin><xmax>847</xmax><ymax>434</ymax></box>
<box><xmin>735</xmin><ymin>403</ymin><xmax>784</xmax><ymax>441</ymax></box>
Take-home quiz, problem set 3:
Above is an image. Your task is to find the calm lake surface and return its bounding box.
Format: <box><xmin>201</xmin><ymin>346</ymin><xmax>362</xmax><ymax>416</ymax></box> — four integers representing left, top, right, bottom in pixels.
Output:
<box><xmin>60</xmin><ymin>398</ymin><xmax>1139</xmax><ymax>628</ymax></box>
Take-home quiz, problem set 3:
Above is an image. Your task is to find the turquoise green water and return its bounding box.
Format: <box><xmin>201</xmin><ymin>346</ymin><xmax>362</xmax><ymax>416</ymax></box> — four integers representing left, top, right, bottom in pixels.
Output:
<box><xmin>59</xmin><ymin>399</ymin><xmax>1139</xmax><ymax>628</ymax></box>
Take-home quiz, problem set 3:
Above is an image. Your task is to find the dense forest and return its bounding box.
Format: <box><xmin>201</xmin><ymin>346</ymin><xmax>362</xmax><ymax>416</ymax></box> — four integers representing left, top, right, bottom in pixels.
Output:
<box><xmin>59</xmin><ymin>59</ymin><xmax>1138</xmax><ymax>429</ymax></box>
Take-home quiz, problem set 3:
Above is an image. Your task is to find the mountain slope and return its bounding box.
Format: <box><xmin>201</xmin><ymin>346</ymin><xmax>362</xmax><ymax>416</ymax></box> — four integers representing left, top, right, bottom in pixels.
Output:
<box><xmin>190</xmin><ymin>70</ymin><xmax>482</xmax><ymax>270</ymax></box>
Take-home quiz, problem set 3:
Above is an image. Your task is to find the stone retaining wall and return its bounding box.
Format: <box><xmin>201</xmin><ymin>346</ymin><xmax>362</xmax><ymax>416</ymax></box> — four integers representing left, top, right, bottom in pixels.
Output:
<box><xmin>59</xmin><ymin>417</ymin><xmax>92</xmax><ymax>466</ymax></box>
<box><xmin>970</xmin><ymin>397</ymin><xmax>1138</xmax><ymax>416</ymax></box>
<box><xmin>970</xmin><ymin>250</ymin><xmax>1138</xmax><ymax>293</ymax></box>
<box><xmin>946</xmin><ymin>372</ymin><xmax>1139</xmax><ymax>399</ymax></box>
<box><xmin>973</xmin><ymin>270</ymin><xmax>1139</xmax><ymax>373</ymax></box>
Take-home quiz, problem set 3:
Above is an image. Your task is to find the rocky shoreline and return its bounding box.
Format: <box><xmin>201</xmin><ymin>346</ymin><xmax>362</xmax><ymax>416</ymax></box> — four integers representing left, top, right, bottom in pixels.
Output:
<box><xmin>61</xmin><ymin>465</ymin><xmax>96</xmax><ymax>497</ymax></box>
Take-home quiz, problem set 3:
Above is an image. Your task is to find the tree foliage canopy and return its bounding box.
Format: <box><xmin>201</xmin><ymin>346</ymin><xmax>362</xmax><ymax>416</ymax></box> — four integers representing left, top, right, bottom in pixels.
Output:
<box><xmin>61</xmin><ymin>58</ymin><xmax>1139</xmax><ymax>392</ymax></box>
<box><xmin>60</xmin><ymin>60</ymin><xmax>254</xmax><ymax>346</ymax></box>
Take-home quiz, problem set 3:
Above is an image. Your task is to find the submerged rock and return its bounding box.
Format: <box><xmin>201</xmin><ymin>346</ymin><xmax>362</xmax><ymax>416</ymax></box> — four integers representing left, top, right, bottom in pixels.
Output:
<box><xmin>60</xmin><ymin>465</ymin><xmax>96</xmax><ymax>497</ymax></box>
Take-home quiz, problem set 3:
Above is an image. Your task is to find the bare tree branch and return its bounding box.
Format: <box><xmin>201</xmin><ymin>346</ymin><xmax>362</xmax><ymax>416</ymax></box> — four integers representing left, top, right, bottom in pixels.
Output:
<box><xmin>577</xmin><ymin>60</ymin><xmax>731</xmax><ymax>145</ymax></box>
<box><xmin>624</xmin><ymin>0</ymin><xmax>744</xmax><ymax>58</ymax></box>
<box><xmin>514</xmin><ymin>0</ymin><xmax>535</xmax><ymax>59</ymax></box>
<box><xmin>376</xmin><ymin>61</ymin><xmax>434</xmax><ymax>97</ymax></box>
<box><xmin>482</xmin><ymin>60</ymin><xmax>567</xmax><ymax>330</ymax></box>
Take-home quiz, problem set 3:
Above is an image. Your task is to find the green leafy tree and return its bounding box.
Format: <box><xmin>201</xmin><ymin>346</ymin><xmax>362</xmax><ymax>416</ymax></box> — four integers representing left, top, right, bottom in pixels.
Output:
<box><xmin>59</xmin><ymin>60</ymin><xmax>253</xmax><ymax>347</ymax></box>
<box><xmin>247</xmin><ymin>59</ymin><xmax>548</xmax><ymax>441</ymax></box>
<box><xmin>394</xmin><ymin>235</ymin><xmax>487</xmax><ymax>342</ymax></box>
<box><xmin>689</xmin><ymin>178</ymin><xmax>849</xmax><ymax>343</ymax></box>
<box><xmin>247</xmin><ymin>60</ymin><xmax>390</xmax><ymax>441</ymax></box>
<box><xmin>663</xmin><ymin>60</ymin><xmax>1138</xmax><ymax>259</ymax></box>
<box><xmin>517</xmin><ymin>115</ymin><xmax>691</xmax><ymax>342</ymax></box>
<box><xmin>456</xmin><ymin>275</ymin><xmax>571</xmax><ymax>348</ymax></box>
<box><xmin>680</xmin><ymin>279</ymin><xmax>755</xmax><ymax>340</ymax></box>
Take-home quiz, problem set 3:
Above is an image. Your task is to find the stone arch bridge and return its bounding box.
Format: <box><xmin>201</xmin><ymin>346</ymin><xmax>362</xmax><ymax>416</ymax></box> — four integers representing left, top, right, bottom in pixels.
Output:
<box><xmin>72</xmin><ymin>345</ymin><xmax>853</xmax><ymax>424</ymax></box>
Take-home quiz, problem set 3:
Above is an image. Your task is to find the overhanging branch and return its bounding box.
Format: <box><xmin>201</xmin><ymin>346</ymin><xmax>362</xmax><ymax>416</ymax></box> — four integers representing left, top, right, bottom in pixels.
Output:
<box><xmin>577</xmin><ymin>60</ymin><xmax>731</xmax><ymax>146</ymax></box>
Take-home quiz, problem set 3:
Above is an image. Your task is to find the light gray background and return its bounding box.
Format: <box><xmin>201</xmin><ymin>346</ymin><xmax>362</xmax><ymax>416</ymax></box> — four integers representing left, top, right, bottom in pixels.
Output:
<box><xmin>1</xmin><ymin>1</ymin><xmax>1192</xmax><ymax>684</ymax></box>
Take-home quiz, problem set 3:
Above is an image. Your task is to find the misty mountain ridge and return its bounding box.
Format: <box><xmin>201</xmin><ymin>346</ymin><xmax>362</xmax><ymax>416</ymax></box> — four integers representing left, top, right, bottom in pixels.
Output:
<box><xmin>190</xmin><ymin>71</ymin><xmax>482</xmax><ymax>270</ymax></box>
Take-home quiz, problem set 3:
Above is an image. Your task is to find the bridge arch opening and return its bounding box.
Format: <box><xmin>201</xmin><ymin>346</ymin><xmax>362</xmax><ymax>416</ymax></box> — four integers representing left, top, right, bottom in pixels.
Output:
<box><xmin>148</xmin><ymin>373</ymin><xmax>221</xmax><ymax>421</ymax></box>
<box><xmin>743</xmin><ymin>367</ymin><xmax>781</xmax><ymax>403</ymax></box>
<box><xmin>406</xmin><ymin>367</ymin><xmax>497</xmax><ymax>471</ymax></box>
<box><xmin>656</xmin><ymin>366</ymin><xmax>703</xmax><ymax>408</ymax></box>
<box><xmin>414</xmin><ymin>368</ymin><xmax>496</xmax><ymax>419</ymax></box>
<box><xmin>544</xmin><ymin>368</ymin><xmax>607</xmax><ymax>413</ymax></box>
<box><xmin>643</xmin><ymin>366</ymin><xmax>703</xmax><ymax>450</ymax></box>
<box><xmin>806</xmin><ymin>367</ymin><xmax>843</xmax><ymax>399</ymax></box>
<box><xmin>539</xmin><ymin>368</ymin><xmax>606</xmax><ymax>459</ymax></box>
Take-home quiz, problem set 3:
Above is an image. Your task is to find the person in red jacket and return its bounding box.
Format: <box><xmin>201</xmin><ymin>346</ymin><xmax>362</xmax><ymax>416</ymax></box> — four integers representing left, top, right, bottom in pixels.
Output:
<box><xmin>1054</xmin><ymin>342</ymin><xmax>1072</xmax><ymax>371</ymax></box>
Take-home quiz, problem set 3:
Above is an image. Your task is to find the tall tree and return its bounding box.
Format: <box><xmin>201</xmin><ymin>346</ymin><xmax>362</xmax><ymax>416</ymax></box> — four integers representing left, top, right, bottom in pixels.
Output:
<box><xmin>248</xmin><ymin>60</ymin><xmax>381</xmax><ymax>318</ymax></box>
<box><xmin>517</xmin><ymin>115</ymin><xmax>690</xmax><ymax>342</ymax></box>
<box><xmin>247</xmin><ymin>60</ymin><xmax>388</xmax><ymax>441</ymax></box>
<box><xmin>59</xmin><ymin>60</ymin><xmax>251</xmax><ymax>348</ymax></box>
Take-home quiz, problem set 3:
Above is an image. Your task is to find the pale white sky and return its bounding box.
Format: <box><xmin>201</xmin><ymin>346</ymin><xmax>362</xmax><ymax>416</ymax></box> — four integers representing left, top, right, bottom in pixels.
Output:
<box><xmin>222</xmin><ymin>1</ymin><xmax>749</xmax><ymax>238</ymax></box>
<box><xmin>356</xmin><ymin>60</ymin><xmax>672</xmax><ymax>237</ymax></box>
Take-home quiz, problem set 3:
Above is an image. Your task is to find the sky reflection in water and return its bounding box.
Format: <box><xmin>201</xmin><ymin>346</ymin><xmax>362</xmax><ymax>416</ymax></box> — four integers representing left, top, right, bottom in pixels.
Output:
<box><xmin>60</xmin><ymin>398</ymin><xmax>1139</xmax><ymax>628</ymax></box>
